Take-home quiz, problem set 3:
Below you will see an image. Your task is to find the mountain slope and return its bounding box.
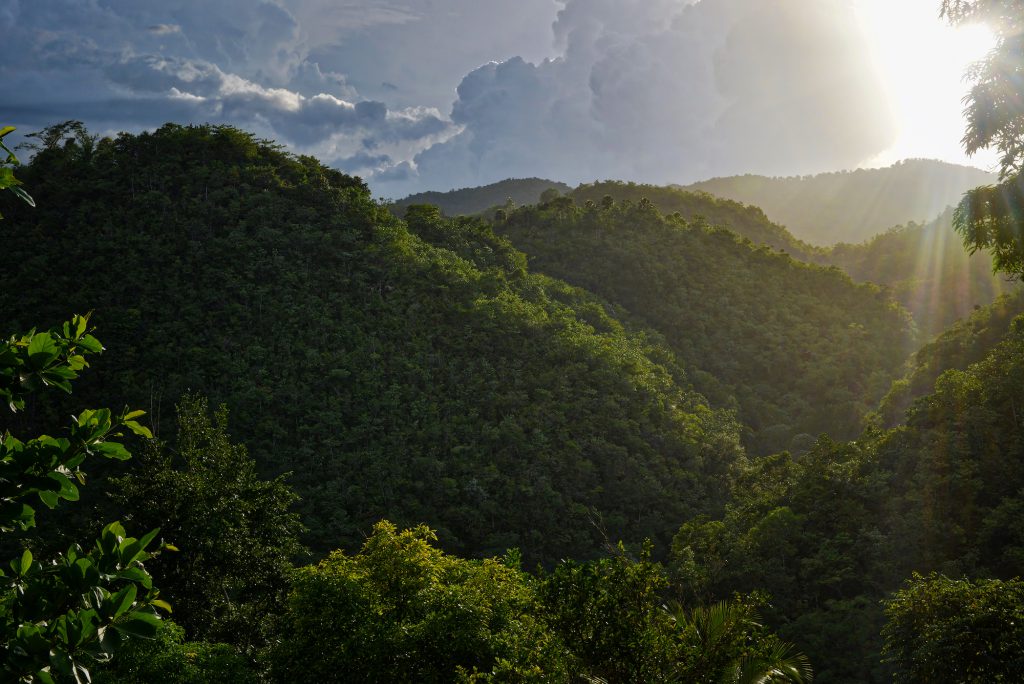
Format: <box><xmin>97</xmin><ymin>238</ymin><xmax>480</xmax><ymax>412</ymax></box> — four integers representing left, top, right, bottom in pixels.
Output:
<box><xmin>684</xmin><ymin>159</ymin><xmax>996</xmax><ymax>245</ymax></box>
<box><xmin>568</xmin><ymin>181</ymin><xmax>820</xmax><ymax>261</ymax></box>
<box><xmin>876</xmin><ymin>288</ymin><xmax>1024</xmax><ymax>425</ymax></box>
<box><xmin>0</xmin><ymin>124</ymin><xmax>741</xmax><ymax>563</ymax></box>
<box><xmin>827</xmin><ymin>210</ymin><xmax>1019</xmax><ymax>338</ymax></box>
<box><xmin>487</xmin><ymin>196</ymin><xmax>916</xmax><ymax>454</ymax></box>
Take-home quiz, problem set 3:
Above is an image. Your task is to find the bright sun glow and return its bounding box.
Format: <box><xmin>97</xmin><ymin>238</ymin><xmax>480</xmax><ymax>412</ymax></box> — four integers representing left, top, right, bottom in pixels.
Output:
<box><xmin>856</xmin><ymin>0</ymin><xmax>998</xmax><ymax>170</ymax></box>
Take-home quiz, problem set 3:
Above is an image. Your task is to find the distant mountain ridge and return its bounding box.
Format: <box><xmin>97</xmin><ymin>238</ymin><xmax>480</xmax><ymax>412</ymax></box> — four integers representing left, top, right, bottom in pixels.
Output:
<box><xmin>391</xmin><ymin>177</ymin><xmax>571</xmax><ymax>217</ymax></box>
<box><xmin>681</xmin><ymin>159</ymin><xmax>997</xmax><ymax>245</ymax></box>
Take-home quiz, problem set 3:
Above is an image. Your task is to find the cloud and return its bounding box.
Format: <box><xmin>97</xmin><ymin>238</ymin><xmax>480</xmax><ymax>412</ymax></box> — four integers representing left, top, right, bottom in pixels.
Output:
<box><xmin>399</xmin><ymin>0</ymin><xmax>898</xmax><ymax>195</ymax></box>
<box><xmin>147</xmin><ymin>24</ymin><xmax>181</xmax><ymax>35</ymax></box>
<box><xmin>2</xmin><ymin>0</ymin><xmax>459</xmax><ymax>181</ymax></box>
<box><xmin>6</xmin><ymin>0</ymin><xmax>898</xmax><ymax>196</ymax></box>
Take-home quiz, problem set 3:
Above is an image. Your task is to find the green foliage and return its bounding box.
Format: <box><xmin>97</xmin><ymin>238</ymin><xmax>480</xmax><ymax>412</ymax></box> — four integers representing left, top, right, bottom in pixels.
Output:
<box><xmin>941</xmin><ymin>0</ymin><xmax>1024</xmax><ymax>177</ymax></box>
<box><xmin>539</xmin><ymin>544</ymin><xmax>676</xmax><ymax>682</ymax></box>
<box><xmin>94</xmin><ymin>621</ymin><xmax>255</xmax><ymax>684</ymax></box>
<box><xmin>941</xmin><ymin>1</ymin><xmax>1024</xmax><ymax>277</ymax></box>
<box><xmin>876</xmin><ymin>289</ymin><xmax>1024</xmax><ymax>425</ymax></box>
<box><xmin>952</xmin><ymin>177</ymin><xmax>1024</xmax><ymax>278</ymax></box>
<box><xmin>0</xmin><ymin>312</ymin><xmax>103</xmax><ymax>416</ymax></box>
<box><xmin>673</xmin><ymin>308</ymin><xmax>1024</xmax><ymax>679</ymax></box>
<box><xmin>0</xmin><ymin>123</ymin><xmax>741</xmax><ymax>563</ymax></box>
<box><xmin>670</xmin><ymin>599</ymin><xmax>812</xmax><ymax>684</ymax></box>
<box><xmin>882</xmin><ymin>573</ymin><xmax>1024</xmax><ymax>682</ymax></box>
<box><xmin>0</xmin><ymin>317</ymin><xmax>166</xmax><ymax>683</ymax></box>
<box><xmin>272</xmin><ymin>521</ymin><xmax>569</xmax><ymax>682</ymax></box>
<box><xmin>488</xmin><ymin>190</ymin><xmax>914</xmax><ymax>453</ymax></box>
<box><xmin>110</xmin><ymin>394</ymin><xmax>305</xmax><ymax>650</ymax></box>
<box><xmin>569</xmin><ymin>180</ymin><xmax>819</xmax><ymax>259</ymax></box>
<box><xmin>539</xmin><ymin>549</ymin><xmax>812</xmax><ymax>683</ymax></box>
<box><xmin>0</xmin><ymin>125</ymin><xmax>35</xmax><ymax>219</ymax></box>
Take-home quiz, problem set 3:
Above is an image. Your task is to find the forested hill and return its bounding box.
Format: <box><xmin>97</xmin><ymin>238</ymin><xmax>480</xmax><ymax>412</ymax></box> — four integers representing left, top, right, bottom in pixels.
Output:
<box><xmin>567</xmin><ymin>181</ymin><xmax>820</xmax><ymax>261</ymax></box>
<box><xmin>876</xmin><ymin>288</ymin><xmax>1024</xmax><ymax>425</ymax></box>
<box><xmin>683</xmin><ymin>159</ymin><xmax>996</xmax><ymax>245</ymax></box>
<box><xmin>827</xmin><ymin>210</ymin><xmax>1019</xmax><ymax>338</ymax></box>
<box><xmin>390</xmin><ymin>177</ymin><xmax>571</xmax><ymax>217</ymax></box>
<box><xmin>676</xmin><ymin>293</ymin><xmax>1024</xmax><ymax>681</ymax></box>
<box><xmin>481</xmin><ymin>195</ymin><xmax>915</xmax><ymax>454</ymax></box>
<box><xmin>0</xmin><ymin>124</ymin><xmax>742</xmax><ymax>563</ymax></box>
<box><xmin>558</xmin><ymin>181</ymin><xmax>1015</xmax><ymax>338</ymax></box>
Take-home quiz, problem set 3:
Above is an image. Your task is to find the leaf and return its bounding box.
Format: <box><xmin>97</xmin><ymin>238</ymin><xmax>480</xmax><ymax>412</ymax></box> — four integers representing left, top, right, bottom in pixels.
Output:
<box><xmin>95</xmin><ymin>441</ymin><xmax>131</xmax><ymax>461</ymax></box>
<box><xmin>77</xmin><ymin>335</ymin><xmax>103</xmax><ymax>354</ymax></box>
<box><xmin>0</xmin><ymin>126</ymin><xmax>15</xmax><ymax>138</ymax></box>
<box><xmin>112</xmin><ymin>611</ymin><xmax>161</xmax><ymax>639</ymax></box>
<box><xmin>38</xmin><ymin>488</ymin><xmax>60</xmax><ymax>509</ymax></box>
<box><xmin>107</xmin><ymin>584</ymin><xmax>138</xmax><ymax>618</ymax></box>
<box><xmin>19</xmin><ymin>548</ymin><xmax>32</xmax><ymax>575</ymax></box>
<box><xmin>122</xmin><ymin>420</ymin><xmax>153</xmax><ymax>439</ymax></box>
<box><xmin>48</xmin><ymin>472</ymin><xmax>80</xmax><ymax>501</ymax></box>
<box><xmin>27</xmin><ymin>332</ymin><xmax>59</xmax><ymax>369</ymax></box>
<box><xmin>117</xmin><ymin>566</ymin><xmax>153</xmax><ymax>590</ymax></box>
<box><xmin>120</xmin><ymin>528</ymin><xmax>160</xmax><ymax>566</ymax></box>
<box><xmin>74</xmin><ymin>315</ymin><xmax>88</xmax><ymax>338</ymax></box>
<box><xmin>11</xmin><ymin>185</ymin><xmax>35</xmax><ymax>207</ymax></box>
<box><xmin>151</xmin><ymin>598</ymin><xmax>173</xmax><ymax>613</ymax></box>
<box><xmin>0</xmin><ymin>501</ymin><xmax>36</xmax><ymax>531</ymax></box>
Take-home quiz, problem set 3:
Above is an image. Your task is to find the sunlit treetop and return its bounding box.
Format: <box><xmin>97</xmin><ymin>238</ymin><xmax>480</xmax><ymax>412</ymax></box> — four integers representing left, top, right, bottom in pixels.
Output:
<box><xmin>941</xmin><ymin>0</ymin><xmax>1024</xmax><ymax>175</ymax></box>
<box><xmin>941</xmin><ymin>0</ymin><xmax>1024</xmax><ymax>278</ymax></box>
<box><xmin>942</xmin><ymin>0</ymin><xmax>1024</xmax><ymax>30</ymax></box>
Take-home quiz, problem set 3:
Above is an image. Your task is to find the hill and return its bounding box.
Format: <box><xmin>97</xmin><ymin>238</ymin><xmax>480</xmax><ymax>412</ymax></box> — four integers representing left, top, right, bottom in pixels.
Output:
<box><xmin>876</xmin><ymin>288</ymin><xmax>1024</xmax><ymax>425</ymax></box>
<box><xmin>0</xmin><ymin>124</ymin><xmax>741</xmax><ymax>564</ymax></box>
<box><xmin>568</xmin><ymin>181</ymin><xmax>820</xmax><ymax>261</ymax></box>
<box><xmin>683</xmin><ymin>159</ymin><xmax>996</xmax><ymax>245</ymax></box>
<box><xmin>485</xmin><ymin>194</ymin><xmax>916</xmax><ymax>454</ymax></box>
<box><xmin>826</xmin><ymin>210</ymin><xmax>1019</xmax><ymax>338</ymax></box>
<box><xmin>395</xmin><ymin>176</ymin><xmax>1015</xmax><ymax>342</ymax></box>
<box><xmin>675</xmin><ymin>300</ymin><xmax>1024</xmax><ymax>681</ymax></box>
<box><xmin>390</xmin><ymin>177</ymin><xmax>571</xmax><ymax>217</ymax></box>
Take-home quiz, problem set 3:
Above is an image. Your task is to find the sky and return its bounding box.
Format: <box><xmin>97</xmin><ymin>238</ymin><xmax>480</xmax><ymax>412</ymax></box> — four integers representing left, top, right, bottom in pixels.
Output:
<box><xmin>1</xmin><ymin>0</ymin><xmax>999</xmax><ymax>198</ymax></box>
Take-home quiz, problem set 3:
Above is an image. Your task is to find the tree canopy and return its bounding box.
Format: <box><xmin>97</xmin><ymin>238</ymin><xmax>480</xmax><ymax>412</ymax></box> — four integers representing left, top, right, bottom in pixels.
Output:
<box><xmin>944</xmin><ymin>0</ymin><xmax>1024</xmax><ymax>276</ymax></box>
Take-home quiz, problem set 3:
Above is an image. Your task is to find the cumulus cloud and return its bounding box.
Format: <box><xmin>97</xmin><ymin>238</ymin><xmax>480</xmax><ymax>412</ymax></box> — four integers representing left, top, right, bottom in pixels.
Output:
<box><xmin>398</xmin><ymin>0</ymin><xmax>898</xmax><ymax>195</ymax></box>
<box><xmin>2</xmin><ymin>0</ymin><xmax>460</xmax><ymax>183</ymax></box>
<box><xmin>5</xmin><ymin>0</ymin><xmax>897</xmax><ymax>195</ymax></box>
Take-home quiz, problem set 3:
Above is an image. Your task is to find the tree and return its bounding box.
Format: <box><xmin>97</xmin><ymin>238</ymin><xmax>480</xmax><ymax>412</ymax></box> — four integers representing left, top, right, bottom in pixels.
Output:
<box><xmin>271</xmin><ymin>521</ymin><xmax>568</xmax><ymax>682</ymax></box>
<box><xmin>539</xmin><ymin>544</ymin><xmax>677</xmax><ymax>683</ymax></box>
<box><xmin>882</xmin><ymin>573</ymin><xmax>1024</xmax><ymax>682</ymax></box>
<box><xmin>670</xmin><ymin>600</ymin><xmax>812</xmax><ymax>684</ymax></box>
<box><xmin>942</xmin><ymin>1</ymin><xmax>1024</xmax><ymax>276</ymax></box>
<box><xmin>110</xmin><ymin>394</ymin><xmax>305</xmax><ymax>651</ymax></box>
<box><xmin>0</xmin><ymin>314</ymin><xmax>168</xmax><ymax>682</ymax></box>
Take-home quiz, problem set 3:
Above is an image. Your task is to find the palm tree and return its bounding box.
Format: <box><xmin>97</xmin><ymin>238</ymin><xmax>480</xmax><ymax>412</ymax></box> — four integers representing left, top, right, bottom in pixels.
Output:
<box><xmin>669</xmin><ymin>601</ymin><xmax>812</xmax><ymax>684</ymax></box>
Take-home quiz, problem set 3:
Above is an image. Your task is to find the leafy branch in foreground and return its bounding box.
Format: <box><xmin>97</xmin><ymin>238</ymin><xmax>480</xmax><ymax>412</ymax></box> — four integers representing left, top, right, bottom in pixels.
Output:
<box><xmin>1</xmin><ymin>314</ymin><xmax>170</xmax><ymax>683</ymax></box>
<box><xmin>0</xmin><ymin>125</ymin><xmax>35</xmax><ymax>219</ymax></box>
